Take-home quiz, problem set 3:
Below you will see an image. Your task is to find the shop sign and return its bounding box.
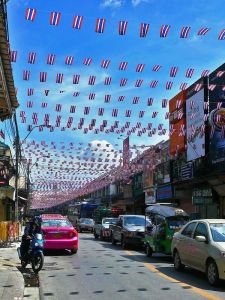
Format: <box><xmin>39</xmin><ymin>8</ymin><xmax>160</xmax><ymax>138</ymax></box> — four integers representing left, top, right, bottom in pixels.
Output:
<box><xmin>157</xmin><ymin>185</ymin><xmax>173</xmax><ymax>200</ymax></box>
<box><xmin>145</xmin><ymin>190</ymin><xmax>156</xmax><ymax>205</ymax></box>
<box><xmin>192</xmin><ymin>188</ymin><xmax>213</xmax><ymax>205</ymax></box>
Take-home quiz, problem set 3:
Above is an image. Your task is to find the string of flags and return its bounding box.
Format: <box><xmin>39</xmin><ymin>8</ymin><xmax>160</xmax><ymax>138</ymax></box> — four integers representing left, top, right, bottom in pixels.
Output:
<box><xmin>24</xmin><ymin>8</ymin><xmax>225</xmax><ymax>40</ymax></box>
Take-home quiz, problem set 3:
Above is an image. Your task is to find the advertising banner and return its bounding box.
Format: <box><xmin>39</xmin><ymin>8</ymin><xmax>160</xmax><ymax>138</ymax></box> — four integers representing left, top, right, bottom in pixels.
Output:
<box><xmin>186</xmin><ymin>88</ymin><xmax>205</xmax><ymax>161</ymax></box>
<box><xmin>208</xmin><ymin>63</ymin><xmax>225</xmax><ymax>169</ymax></box>
<box><xmin>157</xmin><ymin>184</ymin><xmax>173</xmax><ymax>200</ymax></box>
<box><xmin>123</xmin><ymin>137</ymin><xmax>129</xmax><ymax>167</ymax></box>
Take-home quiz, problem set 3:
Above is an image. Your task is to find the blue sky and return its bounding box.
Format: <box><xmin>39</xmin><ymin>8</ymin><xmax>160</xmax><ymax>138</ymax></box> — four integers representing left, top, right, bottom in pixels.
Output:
<box><xmin>2</xmin><ymin>0</ymin><xmax>225</xmax><ymax>189</ymax></box>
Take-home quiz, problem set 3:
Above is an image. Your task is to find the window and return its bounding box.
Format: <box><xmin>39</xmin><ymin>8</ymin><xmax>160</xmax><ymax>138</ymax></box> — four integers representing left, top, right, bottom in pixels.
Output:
<box><xmin>210</xmin><ymin>223</ymin><xmax>225</xmax><ymax>242</ymax></box>
<box><xmin>194</xmin><ymin>223</ymin><xmax>208</xmax><ymax>239</ymax></box>
<box><xmin>181</xmin><ymin>222</ymin><xmax>197</xmax><ymax>238</ymax></box>
<box><xmin>42</xmin><ymin>219</ymin><xmax>71</xmax><ymax>227</ymax></box>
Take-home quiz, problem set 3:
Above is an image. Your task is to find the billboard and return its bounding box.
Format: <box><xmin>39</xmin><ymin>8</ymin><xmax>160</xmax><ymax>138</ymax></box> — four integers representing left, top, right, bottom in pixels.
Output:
<box><xmin>169</xmin><ymin>91</ymin><xmax>186</xmax><ymax>156</ymax></box>
<box><xmin>186</xmin><ymin>88</ymin><xmax>205</xmax><ymax>161</ymax></box>
<box><xmin>208</xmin><ymin>63</ymin><xmax>225</xmax><ymax>169</ymax></box>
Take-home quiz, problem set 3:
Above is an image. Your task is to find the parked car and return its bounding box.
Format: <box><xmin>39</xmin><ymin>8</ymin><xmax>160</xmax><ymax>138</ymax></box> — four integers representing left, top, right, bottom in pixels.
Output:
<box><xmin>171</xmin><ymin>219</ymin><xmax>225</xmax><ymax>286</ymax></box>
<box><xmin>77</xmin><ymin>218</ymin><xmax>94</xmax><ymax>232</ymax></box>
<box><xmin>41</xmin><ymin>214</ymin><xmax>78</xmax><ymax>254</ymax></box>
<box><xmin>110</xmin><ymin>215</ymin><xmax>151</xmax><ymax>249</ymax></box>
<box><xmin>94</xmin><ymin>217</ymin><xmax>118</xmax><ymax>239</ymax></box>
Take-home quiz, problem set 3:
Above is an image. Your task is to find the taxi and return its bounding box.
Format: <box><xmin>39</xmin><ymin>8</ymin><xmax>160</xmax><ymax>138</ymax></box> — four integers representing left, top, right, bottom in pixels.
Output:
<box><xmin>41</xmin><ymin>214</ymin><xmax>78</xmax><ymax>254</ymax></box>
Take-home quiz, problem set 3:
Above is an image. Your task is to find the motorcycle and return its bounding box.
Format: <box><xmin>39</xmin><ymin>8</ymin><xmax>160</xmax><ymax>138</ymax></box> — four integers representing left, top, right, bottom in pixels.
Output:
<box><xmin>17</xmin><ymin>233</ymin><xmax>44</xmax><ymax>273</ymax></box>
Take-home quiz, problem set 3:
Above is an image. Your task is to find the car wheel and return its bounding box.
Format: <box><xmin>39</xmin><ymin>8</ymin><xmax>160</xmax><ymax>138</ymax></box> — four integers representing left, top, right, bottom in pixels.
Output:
<box><xmin>173</xmin><ymin>250</ymin><xmax>185</xmax><ymax>271</ymax></box>
<box><xmin>94</xmin><ymin>231</ymin><xmax>99</xmax><ymax>239</ymax></box>
<box><xmin>100</xmin><ymin>231</ymin><xmax>104</xmax><ymax>240</ymax></box>
<box><xmin>207</xmin><ymin>260</ymin><xmax>219</xmax><ymax>286</ymax></box>
<box><xmin>71</xmin><ymin>249</ymin><xmax>77</xmax><ymax>255</ymax></box>
<box><xmin>121</xmin><ymin>236</ymin><xmax>127</xmax><ymax>250</ymax></box>
<box><xmin>79</xmin><ymin>228</ymin><xmax>82</xmax><ymax>233</ymax></box>
<box><xmin>111</xmin><ymin>234</ymin><xmax>117</xmax><ymax>245</ymax></box>
<box><xmin>146</xmin><ymin>244</ymin><xmax>153</xmax><ymax>257</ymax></box>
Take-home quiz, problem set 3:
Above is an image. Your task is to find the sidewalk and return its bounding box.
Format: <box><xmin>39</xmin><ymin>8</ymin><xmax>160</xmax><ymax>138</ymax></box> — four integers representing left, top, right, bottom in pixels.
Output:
<box><xmin>0</xmin><ymin>242</ymin><xmax>24</xmax><ymax>300</ymax></box>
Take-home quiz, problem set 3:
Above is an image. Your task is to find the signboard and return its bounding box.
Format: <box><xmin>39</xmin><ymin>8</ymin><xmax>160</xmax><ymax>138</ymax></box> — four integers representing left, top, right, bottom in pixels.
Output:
<box><xmin>208</xmin><ymin>63</ymin><xmax>225</xmax><ymax>169</ymax></box>
<box><xmin>123</xmin><ymin>137</ymin><xmax>130</xmax><ymax>167</ymax></box>
<box><xmin>157</xmin><ymin>185</ymin><xmax>173</xmax><ymax>200</ymax></box>
<box><xmin>145</xmin><ymin>190</ymin><xmax>156</xmax><ymax>205</ymax></box>
<box><xmin>192</xmin><ymin>188</ymin><xmax>213</xmax><ymax>205</ymax></box>
<box><xmin>186</xmin><ymin>88</ymin><xmax>205</xmax><ymax>161</ymax></box>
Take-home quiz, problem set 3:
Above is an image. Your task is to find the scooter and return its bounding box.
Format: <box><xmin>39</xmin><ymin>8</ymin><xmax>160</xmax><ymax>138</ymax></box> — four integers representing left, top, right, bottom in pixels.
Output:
<box><xmin>17</xmin><ymin>233</ymin><xmax>44</xmax><ymax>273</ymax></box>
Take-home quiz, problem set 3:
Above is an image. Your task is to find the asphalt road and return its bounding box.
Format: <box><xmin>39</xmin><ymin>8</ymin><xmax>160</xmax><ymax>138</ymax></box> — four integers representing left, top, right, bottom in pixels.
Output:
<box><xmin>39</xmin><ymin>234</ymin><xmax>225</xmax><ymax>300</ymax></box>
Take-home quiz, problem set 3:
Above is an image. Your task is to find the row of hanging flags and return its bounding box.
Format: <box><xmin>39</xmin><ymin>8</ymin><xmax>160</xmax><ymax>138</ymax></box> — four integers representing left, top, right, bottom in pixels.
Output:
<box><xmin>24</xmin><ymin>8</ymin><xmax>225</xmax><ymax>40</ymax></box>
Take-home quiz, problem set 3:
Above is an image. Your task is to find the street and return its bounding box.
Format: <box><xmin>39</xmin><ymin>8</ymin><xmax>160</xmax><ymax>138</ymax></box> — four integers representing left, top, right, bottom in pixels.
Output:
<box><xmin>39</xmin><ymin>234</ymin><xmax>225</xmax><ymax>300</ymax></box>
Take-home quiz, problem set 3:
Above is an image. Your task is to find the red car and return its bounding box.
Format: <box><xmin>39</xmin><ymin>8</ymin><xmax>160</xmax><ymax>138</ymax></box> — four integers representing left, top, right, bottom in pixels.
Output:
<box><xmin>41</xmin><ymin>214</ymin><xmax>78</xmax><ymax>254</ymax></box>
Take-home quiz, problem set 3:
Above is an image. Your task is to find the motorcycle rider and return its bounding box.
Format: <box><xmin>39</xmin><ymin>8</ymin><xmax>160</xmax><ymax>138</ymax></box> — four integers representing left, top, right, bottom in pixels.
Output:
<box><xmin>20</xmin><ymin>216</ymin><xmax>42</xmax><ymax>258</ymax></box>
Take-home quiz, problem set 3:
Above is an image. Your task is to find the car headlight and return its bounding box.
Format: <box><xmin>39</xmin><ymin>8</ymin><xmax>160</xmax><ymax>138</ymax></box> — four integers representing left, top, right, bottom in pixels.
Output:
<box><xmin>220</xmin><ymin>251</ymin><xmax>225</xmax><ymax>258</ymax></box>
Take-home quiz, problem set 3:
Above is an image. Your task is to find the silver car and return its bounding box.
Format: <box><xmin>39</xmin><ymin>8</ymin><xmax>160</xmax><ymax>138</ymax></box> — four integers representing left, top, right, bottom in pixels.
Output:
<box><xmin>171</xmin><ymin>219</ymin><xmax>225</xmax><ymax>286</ymax></box>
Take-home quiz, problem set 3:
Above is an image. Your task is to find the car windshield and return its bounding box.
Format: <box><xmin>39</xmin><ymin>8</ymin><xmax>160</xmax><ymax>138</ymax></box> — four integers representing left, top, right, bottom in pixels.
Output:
<box><xmin>82</xmin><ymin>219</ymin><xmax>93</xmax><ymax>224</ymax></box>
<box><xmin>210</xmin><ymin>223</ymin><xmax>225</xmax><ymax>242</ymax></box>
<box><xmin>103</xmin><ymin>218</ymin><xmax>117</xmax><ymax>224</ymax></box>
<box><xmin>42</xmin><ymin>219</ymin><xmax>71</xmax><ymax>227</ymax></box>
<box><xmin>124</xmin><ymin>216</ymin><xmax>150</xmax><ymax>226</ymax></box>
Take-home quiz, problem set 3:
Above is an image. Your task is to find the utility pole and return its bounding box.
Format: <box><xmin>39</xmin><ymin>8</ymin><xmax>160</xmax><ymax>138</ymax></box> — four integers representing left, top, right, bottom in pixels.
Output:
<box><xmin>14</xmin><ymin>113</ymin><xmax>20</xmax><ymax>221</ymax></box>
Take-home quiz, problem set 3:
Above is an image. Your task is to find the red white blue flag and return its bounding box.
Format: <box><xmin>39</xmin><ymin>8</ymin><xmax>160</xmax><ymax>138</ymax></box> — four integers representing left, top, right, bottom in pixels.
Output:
<box><xmin>50</xmin><ymin>12</ymin><xmax>61</xmax><ymax>26</ymax></box>
<box><xmin>147</xmin><ymin>98</ymin><xmax>154</xmax><ymax>106</ymax></box>
<box><xmin>56</xmin><ymin>73</ymin><xmax>63</xmax><ymax>83</ymax></box>
<box><xmin>218</xmin><ymin>29</ymin><xmax>225</xmax><ymax>40</ymax></box>
<box><xmin>135</xmin><ymin>79</ymin><xmax>143</xmax><ymax>87</ymax></box>
<box><xmin>186</xmin><ymin>68</ymin><xmax>194</xmax><ymax>78</ymax></box>
<box><xmin>105</xmin><ymin>77</ymin><xmax>112</xmax><ymax>85</ymax></box>
<box><xmin>89</xmin><ymin>93</ymin><xmax>95</xmax><ymax>100</ymax></box>
<box><xmin>23</xmin><ymin>70</ymin><xmax>30</xmax><ymax>80</ymax></box>
<box><xmin>125</xmin><ymin>110</ymin><xmax>132</xmax><ymax>117</ymax></box>
<box><xmin>27</xmin><ymin>101</ymin><xmax>33</xmax><ymax>108</ymax></box>
<box><xmin>152</xmin><ymin>111</ymin><xmax>158</xmax><ymax>118</ymax></box>
<box><xmin>83</xmin><ymin>58</ymin><xmax>92</xmax><ymax>66</ymax></box>
<box><xmin>194</xmin><ymin>83</ymin><xmax>203</xmax><ymax>92</ymax></box>
<box><xmin>119</xmin><ymin>61</ymin><xmax>128</xmax><ymax>70</ymax></box>
<box><xmin>72</xmin><ymin>15</ymin><xmax>84</xmax><ymax>29</ymax></box>
<box><xmin>120</xmin><ymin>78</ymin><xmax>128</xmax><ymax>86</ymax></box>
<box><xmin>47</xmin><ymin>54</ymin><xmax>56</xmax><ymax>65</ymax></box>
<box><xmin>162</xmin><ymin>99</ymin><xmax>168</xmax><ymax>108</ymax></box>
<box><xmin>152</xmin><ymin>65</ymin><xmax>161</xmax><ymax>71</ymax></box>
<box><xmin>136</xmin><ymin>64</ymin><xmax>145</xmax><ymax>72</ymax></box>
<box><xmin>65</xmin><ymin>56</ymin><xmax>74</xmax><ymax>65</ymax></box>
<box><xmin>25</xmin><ymin>8</ymin><xmax>36</xmax><ymax>21</ymax></box>
<box><xmin>73</xmin><ymin>75</ymin><xmax>80</xmax><ymax>84</ymax></box>
<box><xmin>133</xmin><ymin>97</ymin><xmax>139</xmax><ymax>104</ymax></box>
<box><xmin>96</xmin><ymin>18</ymin><xmax>106</xmax><ymax>33</ymax></box>
<box><xmin>40</xmin><ymin>72</ymin><xmax>47</xmax><ymax>82</ymax></box>
<box><xmin>10</xmin><ymin>51</ymin><xmax>17</xmax><ymax>62</ymax></box>
<box><xmin>55</xmin><ymin>104</ymin><xmax>62</xmax><ymax>112</ymax></box>
<box><xmin>216</xmin><ymin>71</ymin><xmax>225</xmax><ymax>77</ymax></box>
<box><xmin>140</xmin><ymin>23</ymin><xmax>149</xmax><ymax>37</ymax></box>
<box><xmin>41</xmin><ymin>102</ymin><xmax>48</xmax><ymax>108</ymax></box>
<box><xmin>180</xmin><ymin>82</ymin><xmax>188</xmax><ymax>90</ymax></box>
<box><xmin>119</xmin><ymin>20</ymin><xmax>128</xmax><ymax>35</ymax></box>
<box><xmin>197</xmin><ymin>27</ymin><xmax>210</xmax><ymax>35</ymax></box>
<box><xmin>70</xmin><ymin>106</ymin><xmax>76</xmax><ymax>113</ymax></box>
<box><xmin>160</xmin><ymin>25</ymin><xmax>170</xmax><ymax>37</ymax></box>
<box><xmin>98</xmin><ymin>108</ymin><xmax>104</xmax><ymax>116</ymax></box>
<box><xmin>73</xmin><ymin>92</ymin><xmax>80</xmax><ymax>97</ymax></box>
<box><xmin>118</xmin><ymin>96</ymin><xmax>125</xmax><ymax>102</ymax></box>
<box><xmin>101</xmin><ymin>59</ymin><xmax>110</xmax><ymax>68</ymax></box>
<box><xmin>88</xmin><ymin>76</ymin><xmax>96</xmax><ymax>85</ymax></box>
<box><xmin>139</xmin><ymin>111</ymin><xmax>145</xmax><ymax>118</ymax></box>
<box><xmin>201</xmin><ymin>69</ymin><xmax>210</xmax><ymax>77</ymax></box>
<box><xmin>28</xmin><ymin>52</ymin><xmax>36</xmax><ymax>64</ymax></box>
<box><xmin>112</xmin><ymin>109</ymin><xmax>118</xmax><ymax>117</ymax></box>
<box><xmin>150</xmin><ymin>80</ymin><xmax>158</xmax><ymax>88</ymax></box>
<box><xmin>105</xmin><ymin>95</ymin><xmax>111</xmax><ymax>103</ymax></box>
<box><xmin>27</xmin><ymin>88</ymin><xmax>34</xmax><ymax>96</ymax></box>
<box><xmin>166</xmin><ymin>81</ymin><xmax>173</xmax><ymax>90</ymax></box>
<box><xmin>180</xmin><ymin>26</ymin><xmax>191</xmax><ymax>38</ymax></box>
<box><xmin>170</xmin><ymin>67</ymin><xmax>178</xmax><ymax>77</ymax></box>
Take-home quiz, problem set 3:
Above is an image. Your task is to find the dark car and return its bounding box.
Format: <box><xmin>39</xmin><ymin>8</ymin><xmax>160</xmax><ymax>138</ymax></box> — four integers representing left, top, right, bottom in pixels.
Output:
<box><xmin>77</xmin><ymin>218</ymin><xmax>94</xmax><ymax>233</ymax></box>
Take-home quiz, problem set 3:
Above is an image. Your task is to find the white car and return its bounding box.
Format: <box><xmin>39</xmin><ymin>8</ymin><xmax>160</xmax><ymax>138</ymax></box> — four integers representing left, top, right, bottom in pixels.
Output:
<box><xmin>171</xmin><ymin>219</ymin><xmax>225</xmax><ymax>286</ymax></box>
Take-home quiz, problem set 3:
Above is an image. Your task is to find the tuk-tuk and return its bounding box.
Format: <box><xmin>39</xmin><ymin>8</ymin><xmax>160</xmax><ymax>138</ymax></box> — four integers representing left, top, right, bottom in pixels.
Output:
<box><xmin>144</xmin><ymin>205</ymin><xmax>189</xmax><ymax>256</ymax></box>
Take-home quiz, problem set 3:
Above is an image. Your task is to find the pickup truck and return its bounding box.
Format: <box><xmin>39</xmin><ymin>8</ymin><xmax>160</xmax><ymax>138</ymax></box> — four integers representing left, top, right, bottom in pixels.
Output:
<box><xmin>93</xmin><ymin>217</ymin><xmax>118</xmax><ymax>240</ymax></box>
<box><xmin>110</xmin><ymin>215</ymin><xmax>151</xmax><ymax>249</ymax></box>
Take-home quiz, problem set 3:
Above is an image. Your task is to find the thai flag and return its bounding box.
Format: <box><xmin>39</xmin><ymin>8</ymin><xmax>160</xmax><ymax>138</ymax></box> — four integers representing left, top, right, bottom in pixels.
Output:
<box><xmin>125</xmin><ymin>122</ymin><xmax>130</xmax><ymax>128</ymax></box>
<box><xmin>152</xmin><ymin>112</ymin><xmax>158</xmax><ymax>118</ymax></box>
<box><xmin>180</xmin><ymin>82</ymin><xmax>188</xmax><ymax>90</ymax></box>
<box><xmin>101</xmin><ymin>59</ymin><xmax>110</xmax><ymax>69</ymax></box>
<box><xmin>114</xmin><ymin>121</ymin><xmax>119</xmax><ymax>128</ymax></box>
<box><xmin>73</xmin><ymin>75</ymin><xmax>80</xmax><ymax>84</ymax></box>
<box><xmin>180</xmin><ymin>26</ymin><xmax>191</xmax><ymax>38</ymax></box>
<box><xmin>162</xmin><ymin>99</ymin><xmax>168</xmax><ymax>108</ymax></box>
<box><xmin>72</xmin><ymin>15</ymin><xmax>83</xmax><ymax>29</ymax></box>
<box><xmin>65</xmin><ymin>56</ymin><xmax>74</xmax><ymax>65</ymax></box>
<box><xmin>201</xmin><ymin>70</ymin><xmax>210</xmax><ymax>77</ymax></box>
<box><xmin>23</xmin><ymin>70</ymin><xmax>30</xmax><ymax>81</ymax></box>
<box><xmin>179</xmin><ymin>124</ymin><xmax>186</xmax><ymax>136</ymax></box>
<box><xmin>88</xmin><ymin>76</ymin><xmax>96</xmax><ymax>85</ymax></box>
<box><xmin>165</xmin><ymin>112</ymin><xmax>170</xmax><ymax>119</ymax></box>
<box><xmin>203</xmin><ymin>102</ymin><xmax>209</xmax><ymax>110</ymax></box>
<box><xmin>25</xmin><ymin>8</ymin><xmax>36</xmax><ymax>21</ymax></box>
<box><xmin>120</xmin><ymin>78</ymin><xmax>128</xmax><ymax>86</ymax></box>
<box><xmin>56</xmin><ymin>73</ymin><xmax>63</xmax><ymax>83</ymax></box>
<box><xmin>55</xmin><ymin>104</ymin><xmax>62</xmax><ymax>112</ymax></box>
<box><xmin>44</xmin><ymin>90</ymin><xmax>49</xmax><ymax>96</ymax></box>
<box><xmin>105</xmin><ymin>95</ymin><xmax>111</xmax><ymax>103</ymax></box>
<box><xmin>0</xmin><ymin>130</ymin><xmax>5</xmax><ymax>139</ymax></box>
<box><xmin>50</xmin><ymin>12</ymin><xmax>61</xmax><ymax>26</ymax></box>
<box><xmin>217</xmin><ymin>71</ymin><xmax>225</xmax><ymax>77</ymax></box>
<box><xmin>27</xmin><ymin>88</ymin><xmax>34</xmax><ymax>96</ymax></box>
<box><xmin>84</xmin><ymin>107</ymin><xmax>90</xmax><ymax>115</ymax></box>
<box><xmin>96</xmin><ymin>18</ymin><xmax>106</xmax><ymax>33</ymax></box>
<box><xmin>61</xmin><ymin>127</ymin><xmax>66</xmax><ymax>131</ymax></box>
<box><xmin>197</xmin><ymin>27</ymin><xmax>210</xmax><ymax>35</ymax></box>
<box><xmin>26</xmin><ymin>101</ymin><xmax>33</xmax><ymax>108</ymax></box>
<box><xmin>41</xmin><ymin>102</ymin><xmax>48</xmax><ymax>108</ymax></box>
<box><xmin>178</xmin><ymin>111</ymin><xmax>184</xmax><ymax>119</ymax></box>
<box><xmin>47</xmin><ymin>54</ymin><xmax>56</xmax><ymax>65</ymax></box>
<box><xmin>119</xmin><ymin>61</ymin><xmax>128</xmax><ymax>70</ymax></box>
<box><xmin>152</xmin><ymin>65</ymin><xmax>161</xmax><ymax>71</ymax></box>
<box><xmin>73</xmin><ymin>92</ymin><xmax>80</xmax><ymax>97</ymax></box>
<box><xmin>135</xmin><ymin>79</ymin><xmax>143</xmax><ymax>87</ymax></box>
<box><xmin>83</xmin><ymin>58</ymin><xmax>92</xmax><ymax>66</ymax></box>
<box><xmin>139</xmin><ymin>111</ymin><xmax>145</xmax><ymax>118</ymax></box>
<box><xmin>98</xmin><ymin>108</ymin><xmax>104</xmax><ymax>116</ymax></box>
<box><xmin>170</xmin><ymin>67</ymin><xmax>178</xmax><ymax>77</ymax></box>
<box><xmin>27</xmin><ymin>125</ymin><xmax>33</xmax><ymax>132</ymax></box>
<box><xmin>105</xmin><ymin>77</ymin><xmax>112</xmax><ymax>85</ymax></box>
<box><xmin>218</xmin><ymin>29</ymin><xmax>225</xmax><ymax>40</ymax></box>
<box><xmin>20</xmin><ymin>111</ymin><xmax>25</xmax><ymax>117</ymax></box>
<box><xmin>28</xmin><ymin>52</ymin><xmax>36</xmax><ymax>64</ymax></box>
<box><xmin>147</xmin><ymin>98</ymin><xmax>154</xmax><ymax>106</ymax></box>
<box><xmin>217</xmin><ymin>102</ymin><xmax>223</xmax><ymax>109</ymax></box>
<box><xmin>131</xmin><ymin>127</ymin><xmax>136</xmax><ymax>133</ymax></box>
<box><xmin>40</xmin><ymin>72</ymin><xmax>47</xmax><ymax>82</ymax></box>
<box><xmin>70</xmin><ymin>106</ymin><xmax>76</xmax><ymax>113</ymax></box>
<box><xmin>21</xmin><ymin>117</ymin><xmax>26</xmax><ymax>123</ymax></box>
<box><xmin>10</xmin><ymin>51</ymin><xmax>17</xmax><ymax>62</ymax></box>
<box><xmin>118</xmin><ymin>96</ymin><xmax>125</xmax><ymax>102</ymax></box>
<box><xmin>80</xmin><ymin>118</ymin><xmax>85</xmax><ymax>125</ymax></box>
<box><xmin>166</xmin><ymin>81</ymin><xmax>173</xmax><ymax>90</ymax></box>
<box><xmin>190</xmin><ymin>100</ymin><xmax>195</xmax><ymax>109</ymax></box>
<box><xmin>119</xmin><ymin>20</ymin><xmax>128</xmax><ymax>35</ymax></box>
<box><xmin>176</xmin><ymin>100</ymin><xmax>182</xmax><ymax>109</ymax></box>
<box><xmin>136</xmin><ymin>122</ymin><xmax>141</xmax><ymax>128</ymax></box>
<box><xmin>94</xmin><ymin>129</ymin><xmax>99</xmax><ymax>134</ymax></box>
<box><xmin>83</xmin><ymin>128</ymin><xmax>88</xmax><ymax>134</ymax></box>
<box><xmin>160</xmin><ymin>25</ymin><xmax>170</xmax><ymax>37</ymax></box>
<box><xmin>136</xmin><ymin>64</ymin><xmax>145</xmax><ymax>72</ymax></box>
<box><xmin>137</xmin><ymin>131</ymin><xmax>142</xmax><ymax>137</ymax></box>
<box><xmin>147</xmin><ymin>123</ymin><xmax>152</xmax><ymax>130</ymax></box>
<box><xmin>186</xmin><ymin>68</ymin><xmax>194</xmax><ymax>78</ymax></box>
<box><xmin>32</xmin><ymin>113</ymin><xmax>38</xmax><ymax>124</ymax></box>
<box><xmin>102</xmin><ymin>120</ymin><xmax>108</xmax><ymax>127</ymax></box>
<box><xmin>158</xmin><ymin>124</ymin><xmax>163</xmax><ymax>130</ymax></box>
<box><xmin>125</xmin><ymin>110</ymin><xmax>131</xmax><ymax>117</ymax></box>
<box><xmin>210</xmin><ymin>125</ymin><xmax>215</xmax><ymax>139</ymax></box>
<box><xmin>204</xmin><ymin>114</ymin><xmax>208</xmax><ymax>121</ymax></box>
<box><xmin>148</xmin><ymin>132</ymin><xmax>152</xmax><ymax>137</ymax></box>
<box><xmin>208</xmin><ymin>84</ymin><xmax>216</xmax><ymax>91</ymax></box>
<box><xmin>140</xmin><ymin>23</ymin><xmax>149</xmax><ymax>37</ymax></box>
<box><xmin>133</xmin><ymin>97</ymin><xmax>139</xmax><ymax>104</ymax></box>
<box><xmin>150</xmin><ymin>80</ymin><xmax>158</xmax><ymax>88</ymax></box>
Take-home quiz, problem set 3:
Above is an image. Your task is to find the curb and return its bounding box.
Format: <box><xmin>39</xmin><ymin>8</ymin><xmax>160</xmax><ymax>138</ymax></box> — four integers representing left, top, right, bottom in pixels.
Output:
<box><xmin>24</xmin><ymin>287</ymin><xmax>40</xmax><ymax>300</ymax></box>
